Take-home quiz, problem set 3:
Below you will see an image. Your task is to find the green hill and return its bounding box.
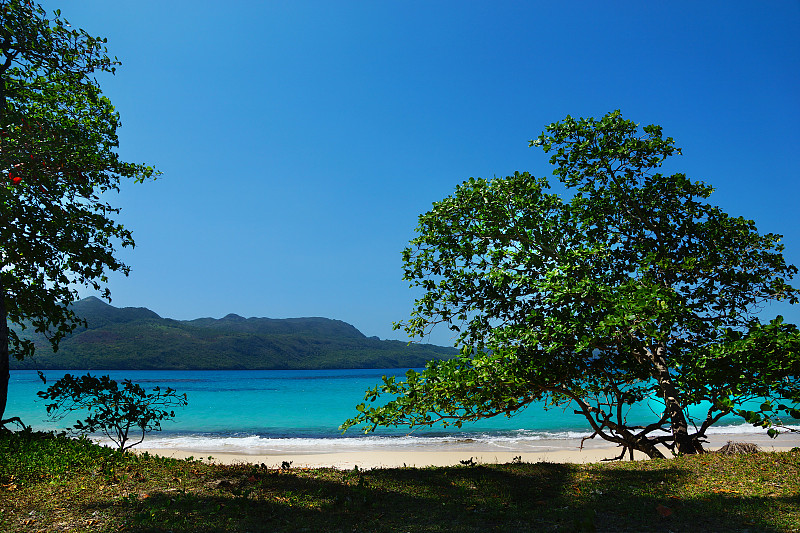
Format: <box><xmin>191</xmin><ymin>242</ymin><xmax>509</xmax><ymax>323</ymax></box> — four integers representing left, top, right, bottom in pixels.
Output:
<box><xmin>10</xmin><ymin>297</ymin><xmax>457</xmax><ymax>370</ymax></box>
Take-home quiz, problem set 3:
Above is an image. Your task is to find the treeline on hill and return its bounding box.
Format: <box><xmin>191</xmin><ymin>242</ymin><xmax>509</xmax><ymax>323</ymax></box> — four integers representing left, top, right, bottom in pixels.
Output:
<box><xmin>10</xmin><ymin>297</ymin><xmax>457</xmax><ymax>370</ymax></box>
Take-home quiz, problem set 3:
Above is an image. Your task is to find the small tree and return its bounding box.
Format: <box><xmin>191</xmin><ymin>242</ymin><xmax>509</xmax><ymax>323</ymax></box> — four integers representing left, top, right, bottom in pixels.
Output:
<box><xmin>343</xmin><ymin>111</ymin><xmax>800</xmax><ymax>459</ymax></box>
<box><xmin>38</xmin><ymin>374</ymin><xmax>187</xmax><ymax>452</ymax></box>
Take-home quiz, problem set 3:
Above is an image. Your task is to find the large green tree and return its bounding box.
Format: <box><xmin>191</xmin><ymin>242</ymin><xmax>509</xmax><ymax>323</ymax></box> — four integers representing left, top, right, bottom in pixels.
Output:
<box><xmin>0</xmin><ymin>1</ymin><xmax>155</xmax><ymax>425</ymax></box>
<box><xmin>344</xmin><ymin>111</ymin><xmax>800</xmax><ymax>459</ymax></box>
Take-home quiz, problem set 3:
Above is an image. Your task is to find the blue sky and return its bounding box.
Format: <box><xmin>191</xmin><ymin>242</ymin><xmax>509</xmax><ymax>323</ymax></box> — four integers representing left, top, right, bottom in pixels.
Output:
<box><xmin>42</xmin><ymin>1</ymin><xmax>799</xmax><ymax>346</ymax></box>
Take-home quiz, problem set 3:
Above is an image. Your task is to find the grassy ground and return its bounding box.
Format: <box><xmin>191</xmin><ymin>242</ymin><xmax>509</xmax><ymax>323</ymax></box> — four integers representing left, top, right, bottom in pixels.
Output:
<box><xmin>0</xmin><ymin>431</ymin><xmax>798</xmax><ymax>532</ymax></box>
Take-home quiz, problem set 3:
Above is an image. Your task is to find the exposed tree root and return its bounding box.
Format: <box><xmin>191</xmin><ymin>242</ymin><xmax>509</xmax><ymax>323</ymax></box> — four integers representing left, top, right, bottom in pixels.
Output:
<box><xmin>716</xmin><ymin>441</ymin><xmax>761</xmax><ymax>455</ymax></box>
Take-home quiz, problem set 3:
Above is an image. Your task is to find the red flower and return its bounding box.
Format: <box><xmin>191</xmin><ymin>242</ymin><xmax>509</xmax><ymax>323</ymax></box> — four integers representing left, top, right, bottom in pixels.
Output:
<box><xmin>10</xmin><ymin>176</ymin><xmax>22</xmax><ymax>185</ymax></box>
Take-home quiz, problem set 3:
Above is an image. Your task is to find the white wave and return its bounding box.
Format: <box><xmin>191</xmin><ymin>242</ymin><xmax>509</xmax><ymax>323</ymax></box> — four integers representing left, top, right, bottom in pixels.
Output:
<box><xmin>704</xmin><ymin>423</ymin><xmax>800</xmax><ymax>435</ymax></box>
<box><xmin>95</xmin><ymin>431</ymin><xmax>581</xmax><ymax>454</ymax></box>
<box><xmin>93</xmin><ymin>422</ymin><xmax>799</xmax><ymax>454</ymax></box>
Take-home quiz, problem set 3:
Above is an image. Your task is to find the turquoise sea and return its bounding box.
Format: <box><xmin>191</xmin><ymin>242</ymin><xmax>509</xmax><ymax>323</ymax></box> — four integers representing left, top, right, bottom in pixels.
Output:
<box><xmin>6</xmin><ymin>369</ymin><xmax>780</xmax><ymax>454</ymax></box>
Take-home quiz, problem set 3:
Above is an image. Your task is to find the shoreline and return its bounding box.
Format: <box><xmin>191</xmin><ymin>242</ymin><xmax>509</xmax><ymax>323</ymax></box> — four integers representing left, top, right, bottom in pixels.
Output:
<box><xmin>135</xmin><ymin>432</ymin><xmax>800</xmax><ymax>470</ymax></box>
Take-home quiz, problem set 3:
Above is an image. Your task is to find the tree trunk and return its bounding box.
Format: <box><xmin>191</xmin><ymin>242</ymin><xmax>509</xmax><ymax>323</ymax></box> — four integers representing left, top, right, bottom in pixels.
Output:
<box><xmin>630</xmin><ymin>434</ymin><xmax>666</xmax><ymax>460</ymax></box>
<box><xmin>0</xmin><ymin>277</ymin><xmax>9</xmax><ymax>424</ymax></box>
<box><xmin>0</xmin><ymin>73</ymin><xmax>8</xmax><ymax>425</ymax></box>
<box><xmin>650</xmin><ymin>344</ymin><xmax>704</xmax><ymax>455</ymax></box>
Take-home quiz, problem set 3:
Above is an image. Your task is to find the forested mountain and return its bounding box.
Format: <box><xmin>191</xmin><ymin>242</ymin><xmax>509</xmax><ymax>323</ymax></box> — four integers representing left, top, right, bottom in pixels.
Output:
<box><xmin>10</xmin><ymin>297</ymin><xmax>456</xmax><ymax>370</ymax></box>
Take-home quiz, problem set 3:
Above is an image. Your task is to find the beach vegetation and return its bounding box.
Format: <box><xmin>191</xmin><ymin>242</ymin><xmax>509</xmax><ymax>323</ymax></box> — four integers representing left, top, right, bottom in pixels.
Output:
<box><xmin>37</xmin><ymin>373</ymin><xmax>187</xmax><ymax>452</ymax></box>
<box><xmin>343</xmin><ymin>110</ymin><xmax>800</xmax><ymax>460</ymax></box>
<box><xmin>0</xmin><ymin>431</ymin><xmax>798</xmax><ymax>531</ymax></box>
<box><xmin>0</xmin><ymin>1</ymin><xmax>156</xmax><ymax>425</ymax></box>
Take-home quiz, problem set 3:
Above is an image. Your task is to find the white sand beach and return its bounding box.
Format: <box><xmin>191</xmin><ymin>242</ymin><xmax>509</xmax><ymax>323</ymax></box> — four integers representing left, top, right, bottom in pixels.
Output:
<box><xmin>137</xmin><ymin>431</ymin><xmax>800</xmax><ymax>470</ymax></box>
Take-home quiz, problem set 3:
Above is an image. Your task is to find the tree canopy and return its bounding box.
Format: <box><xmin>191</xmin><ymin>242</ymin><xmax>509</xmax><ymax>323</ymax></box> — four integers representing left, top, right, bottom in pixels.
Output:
<box><xmin>0</xmin><ymin>0</ymin><xmax>155</xmax><ymax>425</ymax></box>
<box><xmin>343</xmin><ymin>111</ymin><xmax>800</xmax><ymax>459</ymax></box>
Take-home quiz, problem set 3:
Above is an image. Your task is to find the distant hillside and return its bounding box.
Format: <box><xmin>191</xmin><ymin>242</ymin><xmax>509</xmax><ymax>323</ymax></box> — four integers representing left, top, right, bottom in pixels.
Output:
<box><xmin>10</xmin><ymin>297</ymin><xmax>457</xmax><ymax>370</ymax></box>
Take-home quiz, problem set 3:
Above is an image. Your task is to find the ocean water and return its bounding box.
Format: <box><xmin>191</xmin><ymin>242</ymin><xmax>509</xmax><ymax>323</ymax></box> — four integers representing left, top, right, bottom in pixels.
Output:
<box><xmin>6</xmin><ymin>369</ymin><xmax>788</xmax><ymax>454</ymax></box>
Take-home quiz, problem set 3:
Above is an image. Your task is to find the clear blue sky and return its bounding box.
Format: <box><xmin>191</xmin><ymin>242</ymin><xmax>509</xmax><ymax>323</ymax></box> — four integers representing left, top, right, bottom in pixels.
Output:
<box><xmin>42</xmin><ymin>1</ymin><xmax>799</xmax><ymax>346</ymax></box>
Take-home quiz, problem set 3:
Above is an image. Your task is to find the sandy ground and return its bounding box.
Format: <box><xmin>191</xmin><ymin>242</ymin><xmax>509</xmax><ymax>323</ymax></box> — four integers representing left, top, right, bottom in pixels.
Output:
<box><xmin>136</xmin><ymin>432</ymin><xmax>800</xmax><ymax>470</ymax></box>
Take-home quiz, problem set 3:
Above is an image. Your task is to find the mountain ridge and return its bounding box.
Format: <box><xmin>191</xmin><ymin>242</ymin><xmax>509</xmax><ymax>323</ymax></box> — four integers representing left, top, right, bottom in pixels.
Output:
<box><xmin>10</xmin><ymin>297</ymin><xmax>456</xmax><ymax>370</ymax></box>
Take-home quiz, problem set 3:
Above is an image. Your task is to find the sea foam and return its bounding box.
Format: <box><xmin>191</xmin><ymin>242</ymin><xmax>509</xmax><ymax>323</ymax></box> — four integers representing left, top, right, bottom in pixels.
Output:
<box><xmin>97</xmin><ymin>423</ymin><xmax>800</xmax><ymax>455</ymax></box>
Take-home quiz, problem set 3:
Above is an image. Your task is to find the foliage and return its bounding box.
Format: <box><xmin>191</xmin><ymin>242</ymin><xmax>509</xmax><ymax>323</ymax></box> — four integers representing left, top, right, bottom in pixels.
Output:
<box><xmin>37</xmin><ymin>373</ymin><xmax>187</xmax><ymax>452</ymax></box>
<box><xmin>0</xmin><ymin>0</ymin><xmax>156</xmax><ymax>423</ymax></box>
<box><xmin>344</xmin><ymin>110</ymin><xmax>800</xmax><ymax>459</ymax></box>
<box><xmin>1</xmin><ymin>430</ymin><xmax>799</xmax><ymax>532</ymax></box>
<box><xmin>0</xmin><ymin>428</ymin><xmax>131</xmax><ymax>486</ymax></box>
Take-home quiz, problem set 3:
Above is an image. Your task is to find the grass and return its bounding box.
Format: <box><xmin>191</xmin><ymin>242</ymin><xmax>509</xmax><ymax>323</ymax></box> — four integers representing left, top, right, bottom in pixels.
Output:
<box><xmin>0</xmin><ymin>430</ymin><xmax>798</xmax><ymax>532</ymax></box>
